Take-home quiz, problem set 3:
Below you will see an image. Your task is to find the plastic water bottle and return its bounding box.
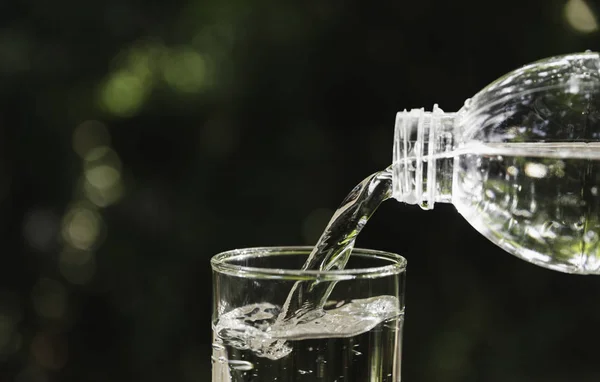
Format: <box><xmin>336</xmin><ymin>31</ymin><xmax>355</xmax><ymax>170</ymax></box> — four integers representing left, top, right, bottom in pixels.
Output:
<box><xmin>393</xmin><ymin>51</ymin><xmax>600</xmax><ymax>274</ymax></box>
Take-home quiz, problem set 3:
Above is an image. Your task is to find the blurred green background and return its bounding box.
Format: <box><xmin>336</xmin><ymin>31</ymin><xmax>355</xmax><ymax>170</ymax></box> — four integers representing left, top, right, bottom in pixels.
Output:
<box><xmin>1</xmin><ymin>0</ymin><xmax>600</xmax><ymax>381</ymax></box>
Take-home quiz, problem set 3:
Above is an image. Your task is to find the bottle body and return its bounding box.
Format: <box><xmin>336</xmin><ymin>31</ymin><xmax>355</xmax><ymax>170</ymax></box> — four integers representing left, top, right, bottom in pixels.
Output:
<box><xmin>393</xmin><ymin>52</ymin><xmax>600</xmax><ymax>274</ymax></box>
<box><xmin>452</xmin><ymin>142</ymin><xmax>600</xmax><ymax>273</ymax></box>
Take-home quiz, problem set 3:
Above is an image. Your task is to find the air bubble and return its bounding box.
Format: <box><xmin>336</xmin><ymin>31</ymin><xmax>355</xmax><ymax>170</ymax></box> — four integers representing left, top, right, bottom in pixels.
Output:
<box><xmin>524</xmin><ymin>162</ymin><xmax>548</xmax><ymax>179</ymax></box>
<box><xmin>228</xmin><ymin>360</ymin><xmax>254</xmax><ymax>371</ymax></box>
<box><xmin>214</xmin><ymin>297</ymin><xmax>400</xmax><ymax>360</ymax></box>
<box><xmin>506</xmin><ymin>166</ymin><xmax>519</xmax><ymax>176</ymax></box>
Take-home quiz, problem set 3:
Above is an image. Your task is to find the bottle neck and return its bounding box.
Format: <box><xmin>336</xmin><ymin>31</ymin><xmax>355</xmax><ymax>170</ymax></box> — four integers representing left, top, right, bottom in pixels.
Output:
<box><xmin>392</xmin><ymin>105</ymin><xmax>457</xmax><ymax>210</ymax></box>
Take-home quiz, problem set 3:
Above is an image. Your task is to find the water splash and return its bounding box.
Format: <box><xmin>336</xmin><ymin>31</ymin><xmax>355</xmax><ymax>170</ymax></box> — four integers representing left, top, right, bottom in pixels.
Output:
<box><xmin>278</xmin><ymin>168</ymin><xmax>394</xmax><ymax>322</ymax></box>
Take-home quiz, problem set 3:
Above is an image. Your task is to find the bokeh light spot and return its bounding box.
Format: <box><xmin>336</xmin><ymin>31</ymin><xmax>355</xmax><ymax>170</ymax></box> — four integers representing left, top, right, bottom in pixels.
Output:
<box><xmin>23</xmin><ymin>209</ymin><xmax>59</xmax><ymax>252</ymax></box>
<box><xmin>59</xmin><ymin>250</ymin><xmax>96</xmax><ymax>285</ymax></box>
<box><xmin>31</xmin><ymin>332</ymin><xmax>68</xmax><ymax>370</ymax></box>
<box><xmin>163</xmin><ymin>48</ymin><xmax>207</xmax><ymax>93</ymax></box>
<box><xmin>99</xmin><ymin>70</ymin><xmax>149</xmax><ymax>117</ymax></box>
<box><xmin>85</xmin><ymin>165</ymin><xmax>121</xmax><ymax>190</ymax></box>
<box><xmin>72</xmin><ymin>120</ymin><xmax>110</xmax><ymax>158</ymax></box>
<box><xmin>565</xmin><ymin>0</ymin><xmax>598</xmax><ymax>33</ymax></box>
<box><xmin>81</xmin><ymin>147</ymin><xmax>124</xmax><ymax>207</ymax></box>
<box><xmin>83</xmin><ymin>145</ymin><xmax>114</xmax><ymax>163</ymax></box>
<box><xmin>124</xmin><ymin>46</ymin><xmax>154</xmax><ymax>83</ymax></box>
<box><xmin>61</xmin><ymin>205</ymin><xmax>103</xmax><ymax>250</ymax></box>
<box><xmin>31</xmin><ymin>279</ymin><xmax>67</xmax><ymax>320</ymax></box>
<box><xmin>84</xmin><ymin>177</ymin><xmax>124</xmax><ymax>207</ymax></box>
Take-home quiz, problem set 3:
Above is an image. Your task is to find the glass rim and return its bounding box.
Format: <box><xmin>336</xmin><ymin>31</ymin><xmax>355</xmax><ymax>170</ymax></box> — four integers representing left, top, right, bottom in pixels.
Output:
<box><xmin>210</xmin><ymin>246</ymin><xmax>407</xmax><ymax>281</ymax></box>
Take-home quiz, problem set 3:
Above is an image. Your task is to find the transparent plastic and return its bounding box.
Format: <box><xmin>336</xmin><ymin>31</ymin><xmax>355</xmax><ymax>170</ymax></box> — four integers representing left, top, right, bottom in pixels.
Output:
<box><xmin>393</xmin><ymin>51</ymin><xmax>600</xmax><ymax>274</ymax></box>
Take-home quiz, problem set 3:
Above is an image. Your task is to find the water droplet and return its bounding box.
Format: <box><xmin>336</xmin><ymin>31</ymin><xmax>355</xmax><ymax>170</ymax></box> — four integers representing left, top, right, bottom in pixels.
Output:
<box><xmin>591</xmin><ymin>186</ymin><xmax>598</xmax><ymax>196</ymax></box>
<box><xmin>298</xmin><ymin>369</ymin><xmax>313</xmax><ymax>375</ymax></box>
<box><xmin>228</xmin><ymin>360</ymin><xmax>254</xmax><ymax>371</ymax></box>
<box><xmin>352</xmin><ymin>349</ymin><xmax>362</xmax><ymax>356</ymax></box>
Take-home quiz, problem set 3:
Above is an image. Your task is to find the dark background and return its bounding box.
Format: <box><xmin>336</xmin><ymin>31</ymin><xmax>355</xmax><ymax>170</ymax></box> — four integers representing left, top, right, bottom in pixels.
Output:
<box><xmin>1</xmin><ymin>0</ymin><xmax>600</xmax><ymax>381</ymax></box>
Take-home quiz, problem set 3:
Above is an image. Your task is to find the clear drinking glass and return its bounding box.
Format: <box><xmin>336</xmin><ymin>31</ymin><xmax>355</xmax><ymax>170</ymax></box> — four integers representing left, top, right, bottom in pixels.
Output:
<box><xmin>211</xmin><ymin>246</ymin><xmax>407</xmax><ymax>382</ymax></box>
